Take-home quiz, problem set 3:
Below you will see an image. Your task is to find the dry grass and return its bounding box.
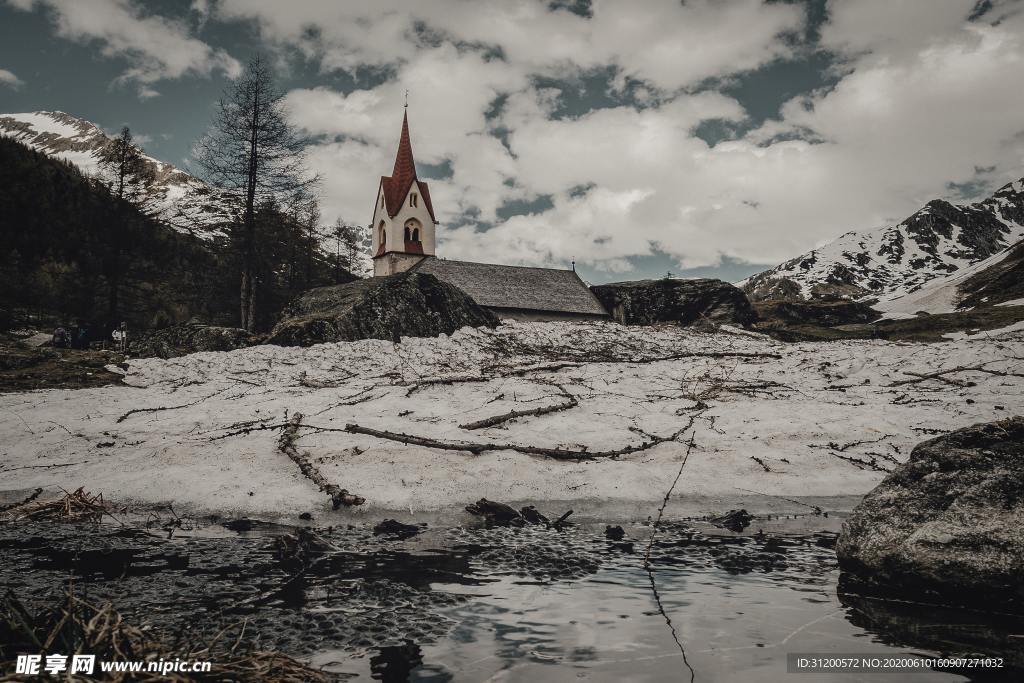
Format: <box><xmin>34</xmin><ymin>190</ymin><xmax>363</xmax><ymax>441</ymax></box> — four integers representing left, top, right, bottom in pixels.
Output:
<box><xmin>0</xmin><ymin>487</ymin><xmax>109</xmax><ymax>524</ymax></box>
<box><xmin>1</xmin><ymin>592</ymin><xmax>330</xmax><ymax>682</ymax></box>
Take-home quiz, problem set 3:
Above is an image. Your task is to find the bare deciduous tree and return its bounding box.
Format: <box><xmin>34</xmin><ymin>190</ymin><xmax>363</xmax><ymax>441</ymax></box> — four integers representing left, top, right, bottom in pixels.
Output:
<box><xmin>194</xmin><ymin>55</ymin><xmax>317</xmax><ymax>331</ymax></box>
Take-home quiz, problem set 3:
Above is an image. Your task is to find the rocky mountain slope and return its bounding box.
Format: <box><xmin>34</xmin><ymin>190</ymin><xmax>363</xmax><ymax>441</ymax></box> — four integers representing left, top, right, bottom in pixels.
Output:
<box><xmin>0</xmin><ymin>111</ymin><xmax>235</xmax><ymax>238</ymax></box>
<box><xmin>740</xmin><ymin>177</ymin><xmax>1024</xmax><ymax>306</ymax></box>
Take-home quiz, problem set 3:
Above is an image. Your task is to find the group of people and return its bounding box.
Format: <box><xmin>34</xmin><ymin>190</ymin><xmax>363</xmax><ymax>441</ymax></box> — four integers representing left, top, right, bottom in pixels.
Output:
<box><xmin>51</xmin><ymin>322</ymin><xmax>127</xmax><ymax>352</ymax></box>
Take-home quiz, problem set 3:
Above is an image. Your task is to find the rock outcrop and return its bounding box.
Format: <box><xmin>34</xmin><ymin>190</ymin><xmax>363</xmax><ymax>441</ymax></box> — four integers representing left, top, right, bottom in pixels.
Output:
<box><xmin>754</xmin><ymin>299</ymin><xmax>881</xmax><ymax>327</ymax></box>
<box><xmin>836</xmin><ymin>418</ymin><xmax>1024</xmax><ymax>613</ymax></box>
<box><xmin>267</xmin><ymin>272</ymin><xmax>498</xmax><ymax>347</ymax></box>
<box><xmin>590</xmin><ymin>278</ymin><xmax>756</xmax><ymax>327</ymax></box>
<box><xmin>129</xmin><ymin>323</ymin><xmax>258</xmax><ymax>359</ymax></box>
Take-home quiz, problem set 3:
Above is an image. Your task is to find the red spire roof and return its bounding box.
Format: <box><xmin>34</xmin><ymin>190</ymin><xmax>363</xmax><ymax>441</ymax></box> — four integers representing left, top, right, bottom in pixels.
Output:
<box><xmin>378</xmin><ymin>110</ymin><xmax>436</xmax><ymax>222</ymax></box>
<box><xmin>392</xmin><ymin>110</ymin><xmax>416</xmax><ymax>185</ymax></box>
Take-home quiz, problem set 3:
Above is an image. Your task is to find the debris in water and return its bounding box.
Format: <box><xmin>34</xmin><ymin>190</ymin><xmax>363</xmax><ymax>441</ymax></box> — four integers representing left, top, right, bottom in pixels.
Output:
<box><xmin>710</xmin><ymin>509</ymin><xmax>754</xmax><ymax>532</ymax></box>
<box><xmin>0</xmin><ymin>487</ymin><xmax>108</xmax><ymax>524</ymax></box>
<box><xmin>373</xmin><ymin>519</ymin><xmax>425</xmax><ymax>539</ymax></box>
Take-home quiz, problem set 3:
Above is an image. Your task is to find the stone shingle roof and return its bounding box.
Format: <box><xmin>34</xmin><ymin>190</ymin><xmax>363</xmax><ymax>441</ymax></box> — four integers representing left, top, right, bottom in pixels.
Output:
<box><xmin>412</xmin><ymin>258</ymin><xmax>609</xmax><ymax>316</ymax></box>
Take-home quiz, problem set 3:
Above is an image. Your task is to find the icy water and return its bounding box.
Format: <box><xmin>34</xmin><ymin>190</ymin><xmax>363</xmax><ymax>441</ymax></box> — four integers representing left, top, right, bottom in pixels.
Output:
<box><xmin>1</xmin><ymin>514</ymin><xmax>1021</xmax><ymax>682</ymax></box>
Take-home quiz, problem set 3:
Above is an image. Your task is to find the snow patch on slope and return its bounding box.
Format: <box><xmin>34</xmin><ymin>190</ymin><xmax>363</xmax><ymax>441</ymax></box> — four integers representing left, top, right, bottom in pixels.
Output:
<box><xmin>875</xmin><ymin>244</ymin><xmax>1017</xmax><ymax>318</ymax></box>
<box><xmin>0</xmin><ymin>110</ymin><xmax>234</xmax><ymax>239</ymax></box>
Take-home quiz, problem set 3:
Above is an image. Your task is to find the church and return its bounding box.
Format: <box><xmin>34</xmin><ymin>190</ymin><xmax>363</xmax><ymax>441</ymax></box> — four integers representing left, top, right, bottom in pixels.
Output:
<box><xmin>370</xmin><ymin>110</ymin><xmax>609</xmax><ymax>322</ymax></box>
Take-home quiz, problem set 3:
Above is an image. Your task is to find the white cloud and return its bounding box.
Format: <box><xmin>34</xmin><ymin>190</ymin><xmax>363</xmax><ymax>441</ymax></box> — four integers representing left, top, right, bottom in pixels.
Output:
<box><xmin>216</xmin><ymin>0</ymin><xmax>804</xmax><ymax>91</ymax></box>
<box><xmin>222</xmin><ymin>0</ymin><xmax>1024</xmax><ymax>274</ymax></box>
<box><xmin>8</xmin><ymin>0</ymin><xmax>241</xmax><ymax>96</ymax></box>
<box><xmin>0</xmin><ymin>68</ymin><xmax>24</xmax><ymax>89</ymax></box>
<box><xmin>820</xmin><ymin>0</ymin><xmax>978</xmax><ymax>60</ymax></box>
<box><xmin>17</xmin><ymin>0</ymin><xmax>1016</xmax><ymax>276</ymax></box>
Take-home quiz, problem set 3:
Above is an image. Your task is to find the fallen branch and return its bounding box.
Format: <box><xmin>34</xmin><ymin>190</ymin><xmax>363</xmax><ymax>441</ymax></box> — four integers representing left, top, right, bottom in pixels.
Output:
<box><xmin>807</xmin><ymin>435</ymin><xmax>894</xmax><ymax>452</ymax></box>
<box><xmin>295</xmin><ymin>370</ymin><xmax>355</xmax><ymax>388</ymax></box>
<box><xmin>827</xmin><ymin>451</ymin><xmax>891</xmax><ymax>472</ymax></box>
<box><xmin>211</xmin><ymin>422</ymin><xmax>287</xmax><ymax>440</ymax></box>
<box><xmin>1</xmin><ymin>461</ymin><xmax>87</xmax><ymax>472</ymax></box>
<box><xmin>459</xmin><ymin>384</ymin><xmax>578</xmax><ymax>430</ymax></box>
<box><xmin>403</xmin><ymin>351</ymin><xmax>781</xmax><ymax>396</ymax></box>
<box><xmin>278</xmin><ymin>413</ymin><xmax>364</xmax><ymax>508</ymax></box>
<box><xmin>403</xmin><ymin>374</ymin><xmax>487</xmax><ymax>396</ymax></box>
<box><xmin>890</xmin><ymin>363</ymin><xmax>1024</xmax><ymax>387</ymax></box>
<box><xmin>493</xmin><ymin>362</ymin><xmax>581</xmax><ymax>376</ymax></box>
<box><xmin>343</xmin><ymin>418</ymin><xmax>694</xmax><ymax>461</ymax></box>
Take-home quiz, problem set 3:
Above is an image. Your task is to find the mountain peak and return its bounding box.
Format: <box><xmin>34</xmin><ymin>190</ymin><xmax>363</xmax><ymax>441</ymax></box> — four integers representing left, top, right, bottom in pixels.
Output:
<box><xmin>741</xmin><ymin>176</ymin><xmax>1024</xmax><ymax>305</ymax></box>
<box><xmin>0</xmin><ymin>110</ymin><xmax>235</xmax><ymax>239</ymax></box>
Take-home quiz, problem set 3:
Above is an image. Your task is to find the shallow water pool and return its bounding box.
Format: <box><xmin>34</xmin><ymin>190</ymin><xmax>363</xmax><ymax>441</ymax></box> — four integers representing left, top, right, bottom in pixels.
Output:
<box><xmin>1</xmin><ymin>515</ymin><xmax>1019</xmax><ymax>682</ymax></box>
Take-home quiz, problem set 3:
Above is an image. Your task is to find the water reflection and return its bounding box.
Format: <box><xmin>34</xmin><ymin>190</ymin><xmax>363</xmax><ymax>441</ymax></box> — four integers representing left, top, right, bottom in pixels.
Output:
<box><xmin>2</xmin><ymin>518</ymin><xmax>1019</xmax><ymax>682</ymax></box>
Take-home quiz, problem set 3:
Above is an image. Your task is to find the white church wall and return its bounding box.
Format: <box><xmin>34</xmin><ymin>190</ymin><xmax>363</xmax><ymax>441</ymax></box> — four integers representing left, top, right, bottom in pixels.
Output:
<box><xmin>371</xmin><ymin>182</ymin><xmax>437</xmax><ymax>276</ymax></box>
<box><xmin>393</xmin><ymin>185</ymin><xmax>436</xmax><ymax>254</ymax></box>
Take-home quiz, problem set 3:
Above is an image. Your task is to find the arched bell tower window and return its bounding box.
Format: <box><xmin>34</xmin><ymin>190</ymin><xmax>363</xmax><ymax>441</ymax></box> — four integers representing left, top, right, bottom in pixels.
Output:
<box><xmin>404</xmin><ymin>218</ymin><xmax>423</xmax><ymax>252</ymax></box>
<box><xmin>378</xmin><ymin>221</ymin><xmax>386</xmax><ymax>249</ymax></box>
<box><xmin>410</xmin><ymin>193</ymin><xmax>418</xmax><ymax>208</ymax></box>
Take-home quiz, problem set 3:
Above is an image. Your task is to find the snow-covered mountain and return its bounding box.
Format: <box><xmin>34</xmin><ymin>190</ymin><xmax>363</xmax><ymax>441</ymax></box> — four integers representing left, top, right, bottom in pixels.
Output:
<box><xmin>0</xmin><ymin>110</ymin><xmax>235</xmax><ymax>238</ymax></box>
<box><xmin>740</xmin><ymin>177</ymin><xmax>1024</xmax><ymax>305</ymax></box>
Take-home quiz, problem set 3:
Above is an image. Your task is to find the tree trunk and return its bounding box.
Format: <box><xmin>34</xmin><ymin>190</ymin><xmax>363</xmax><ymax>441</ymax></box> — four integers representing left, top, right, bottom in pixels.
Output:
<box><xmin>240</xmin><ymin>86</ymin><xmax>261</xmax><ymax>332</ymax></box>
<box><xmin>240</xmin><ymin>271</ymin><xmax>251</xmax><ymax>331</ymax></box>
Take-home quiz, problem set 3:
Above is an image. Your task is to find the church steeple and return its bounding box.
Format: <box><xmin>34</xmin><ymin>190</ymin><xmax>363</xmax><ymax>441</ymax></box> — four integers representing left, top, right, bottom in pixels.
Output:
<box><xmin>391</xmin><ymin>111</ymin><xmax>417</xmax><ymax>187</ymax></box>
<box><xmin>370</xmin><ymin>107</ymin><xmax>438</xmax><ymax>277</ymax></box>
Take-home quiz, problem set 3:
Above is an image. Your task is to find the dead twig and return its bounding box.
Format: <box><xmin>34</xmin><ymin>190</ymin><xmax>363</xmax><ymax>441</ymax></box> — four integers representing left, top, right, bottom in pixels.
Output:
<box><xmin>642</xmin><ymin>432</ymin><xmax>698</xmax><ymax>683</ymax></box>
<box><xmin>1</xmin><ymin>487</ymin><xmax>108</xmax><ymax>523</ymax></box>
<box><xmin>116</xmin><ymin>387</ymin><xmax>232</xmax><ymax>423</ymax></box>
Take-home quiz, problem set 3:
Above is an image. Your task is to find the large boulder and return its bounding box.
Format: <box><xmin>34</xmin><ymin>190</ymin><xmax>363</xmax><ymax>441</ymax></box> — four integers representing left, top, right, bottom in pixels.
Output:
<box><xmin>836</xmin><ymin>418</ymin><xmax>1024</xmax><ymax>613</ymax></box>
<box><xmin>590</xmin><ymin>278</ymin><xmax>756</xmax><ymax>327</ymax></box>
<box><xmin>129</xmin><ymin>323</ymin><xmax>258</xmax><ymax>359</ymax></box>
<box><xmin>267</xmin><ymin>272</ymin><xmax>498</xmax><ymax>346</ymax></box>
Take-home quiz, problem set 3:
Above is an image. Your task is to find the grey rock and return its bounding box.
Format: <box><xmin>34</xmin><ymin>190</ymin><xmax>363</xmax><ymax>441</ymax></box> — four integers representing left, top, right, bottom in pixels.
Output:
<box><xmin>590</xmin><ymin>278</ymin><xmax>756</xmax><ymax>327</ymax></box>
<box><xmin>837</xmin><ymin>417</ymin><xmax>1024</xmax><ymax>613</ymax></box>
<box><xmin>129</xmin><ymin>322</ymin><xmax>257</xmax><ymax>359</ymax></box>
<box><xmin>267</xmin><ymin>272</ymin><xmax>498</xmax><ymax>347</ymax></box>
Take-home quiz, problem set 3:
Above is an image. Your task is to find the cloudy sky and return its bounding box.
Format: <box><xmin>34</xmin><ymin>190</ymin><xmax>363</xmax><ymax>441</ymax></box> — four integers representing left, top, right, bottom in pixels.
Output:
<box><xmin>1</xmin><ymin>0</ymin><xmax>1023</xmax><ymax>283</ymax></box>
